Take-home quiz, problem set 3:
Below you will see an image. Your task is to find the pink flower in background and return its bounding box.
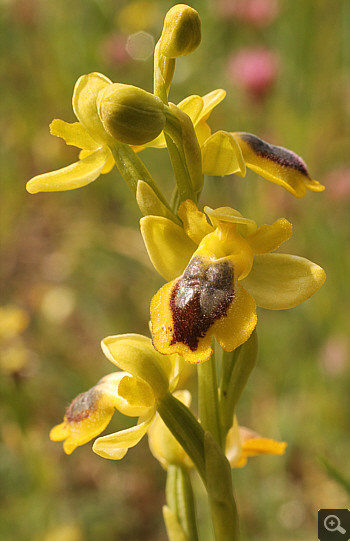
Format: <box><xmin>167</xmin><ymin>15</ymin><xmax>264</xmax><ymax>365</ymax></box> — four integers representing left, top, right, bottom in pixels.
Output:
<box><xmin>323</xmin><ymin>167</ymin><xmax>350</xmax><ymax>202</ymax></box>
<box><xmin>227</xmin><ymin>47</ymin><xmax>280</xmax><ymax>100</ymax></box>
<box><xmin>217</xmin><ymin>0</ymin><xmax>280</xmax><ymax>27</ymax></box>
<box><xmin>99</xmin><ymin>33</ymin><xmax>130</xmax><ymax>68</ymax></box>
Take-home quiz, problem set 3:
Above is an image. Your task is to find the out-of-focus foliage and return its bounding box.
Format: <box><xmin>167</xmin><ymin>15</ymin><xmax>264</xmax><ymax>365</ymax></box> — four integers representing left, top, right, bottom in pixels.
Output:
<box><xmin>0</xmin><ymin>1</ymin><xmax>349</xmax><ymax>540</ymax></box>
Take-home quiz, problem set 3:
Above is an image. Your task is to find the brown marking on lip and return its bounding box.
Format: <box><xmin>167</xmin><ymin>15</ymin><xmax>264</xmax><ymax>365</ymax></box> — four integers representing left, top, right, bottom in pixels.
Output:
<box><xmin>238</xmin><ymin>132</ymin><xmax>310</xmax><ymax>178</ymax></box>
<box><xmin>169</xmin><ymin>257</ymin><xmax>234</xmax><ymax>351</ymax></box>
<box><xmin>66</xmin><ymin>388</ymin><xmax>101</xmax><ymax>423</ymax></box>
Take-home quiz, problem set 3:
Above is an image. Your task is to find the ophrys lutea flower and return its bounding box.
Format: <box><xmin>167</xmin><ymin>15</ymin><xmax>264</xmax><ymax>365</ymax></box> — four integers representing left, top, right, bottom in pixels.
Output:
<box><xmin>26</xmin><ymin>73</ymin><xmax>166</xmax><ymax>194</ymax></box>
<box><xmin>142</xmin><ymin>200</ymin><xmax>326</xmax><ymax>363</ymax></box>
<box><xmin>50</xmin><ymin>334</ymin><xmax>183</xmax><ymax>459</ymax></box>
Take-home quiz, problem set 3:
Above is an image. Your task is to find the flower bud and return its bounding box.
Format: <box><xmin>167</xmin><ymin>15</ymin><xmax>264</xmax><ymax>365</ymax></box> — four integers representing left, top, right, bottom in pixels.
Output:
<box><xmin>97</xmin><ymin>83</ymin><xmax>166</xmax><ymax>145</ymax></box>
<box><xmin>160</xmin><ymin>4</ymin><xmax>201</xmax><ymax>58</ymax></box>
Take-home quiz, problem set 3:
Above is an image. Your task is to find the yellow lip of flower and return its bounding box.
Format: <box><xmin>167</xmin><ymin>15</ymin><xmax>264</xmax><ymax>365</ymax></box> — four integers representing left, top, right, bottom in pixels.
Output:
<box><xmin>232</xmin><ymin>132</ymin><xmax>325</xmax><ymax>197</ymax></box>
<box><xmin>26</xmin><ymin>72</ymin><xmax>116</xmax><ymax>194</ymax></box>
<box><xmin>50</xmin><ymin>333</ymin><xmax>183</xmax><ymax>459</ymax></box>
<box><xmin>225</xmin><ymin>416</ymin><xmax>287</xmax><ymax>468</ymax></box>
<box><xmin>143</xmin><ymin>200</ymin><xmax>326</xmax><ymax>363</ymax></box>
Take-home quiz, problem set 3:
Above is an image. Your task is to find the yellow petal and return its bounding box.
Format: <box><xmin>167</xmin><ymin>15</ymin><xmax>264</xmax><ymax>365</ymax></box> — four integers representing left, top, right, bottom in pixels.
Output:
<box><xmin>50</xmin><ymin>381</ymin><xmax>119</xmax><ymax>454</ymax></box>
<box><xmin>177</xmin><ymin>94</ymin><xmax>204</xmax><ymax>126</ymax></box>
<box><xmin>101</xmin><ymin>372</ymin><xmax>155</xmax><ymax>416</ymax></box>
<box><xmin>245</xmin><ymin>218</ymin><xmax>292</xmax><ymax>254</ymax></box>
<box><xmin>50</xmin><ymin>119</ymin><xmax>98</xmax><ymax>150</ymax></box>
<box><xmin>151</xmin><ymin>278</ymin><xmax>215</xmax><ymax>363</ymax></box>
<box><xmin>26</xmin><ymin>147</ymin><xmax>110</xmax><ymax>193</ymax></box>
<box><xmin>140</xmin><ymin>215</ymin><xmax>197</xmax><ymax>281</ymax></box>
<box><xmin>72</xmin><ymin>72</ymin><xmax>114</xmax><ymax>147</ymax></box>
<box><xmin>200</xmin><ymin>89</ymin><xmax>226</xmax><ymax>123</ymax></box>
<box><xmin>241</xmin><ymin>253</ymin><xmax>326</xmax><ymax>309</ymax></box>
<box><xmin>204</xmin><ymin>206</ymin><xmax>257</xmax><ymax>236</ymax></box>
<box><xmin>177</xmin><ymin>199</ymin><xmax>214</xmax><ymax>244</ymax></box>
<box><xmin>92</xmin><ymin>411</ymin><xmax>156</xmax><ymax>460</ymax></box>
<box><xmin>215</xmin><ymin>280</ymin><xmax>257</xmax><ymax>352</ymax></box>
<box><xmin>50</xmin><ymin>422</ymin><xmax>70</xmax><ymax>442</ymax></box>
<box><xmin>79</xmin><ymin>148</ymin><xmax>115</xmax><ymax>174</ymax></box>
<box><xmin>242</xmin><ymin>437</ymin><xmax>287</xmax><ymax>457</ymax></box>
<box><xmin>201</xmin><ymin>131</ymin><xmax>246</xmax><ymax>177</ymax></box>
<box><xmin>193</xmin><ymin>89</ymin><xmax>226</xmax><ymax>146</ymax></box>
<box><xmin>225</xmin><ymin>416</ymin><xmax>243</xmax><ymax>468</ymax></box>
<box><xmin>101</xmin><ymin>334</ymin><xmax>172</xmax><ymax>399</ymax></box>
<box><xmin>232</xmin><ymin>132</ymin><xmax>325</xmax><ymax>197</ymax></box>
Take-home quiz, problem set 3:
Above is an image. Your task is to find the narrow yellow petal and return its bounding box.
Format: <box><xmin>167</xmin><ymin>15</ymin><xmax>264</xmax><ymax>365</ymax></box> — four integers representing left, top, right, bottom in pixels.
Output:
<box><xmin>26</xmin><ymin>147</ymin><xmax>110</xmax><ymax>193</ymax></box>
<box><xmin>177</xmin><ymin>199</ymin><xmax>214</xmax><ymax>244</ymax></box>
<box><xmin>78</xmin><ymin>148</ymin><xmax>115</xmax><ymax>174</ymax></box>
<box><xmin>232</xmin><ymin>132</ymin><xmax>325</xmax><ymax>197</ymax></box>
<box><xmin>241</xmin><ymin>253</ymin><xmax>326</xmax><ymax>309</ymax></box>
<box><xmin>245</xmin><ymin>218</ymin><xmax>292</xmax><ymax>254</ymax></box>
<box><xmin>242</xmin><ymin>437</ymin><xmax>287</xmax><ymax>457</ymax></box>
<box><xmin>140</xmin><ymin>215</ymin><xmax>197</xmax><ymax>280</ymax></box>
<box><xmin>92</xmin><ymin>411</ymin><xmax>156</xmax><ymax>460</ymax></box>
<box><xmin>199</xmin><ymin>89</ymin><xmax>226</xmax><ymax>123</ymax></box>
<box><xmin>177</xmin><ymin>94</ymin><xmax>204</xmax><ymax>125</ymax></box>
<box><xmin>50</xmin><ymin>119</ymin><xmax>98</xmax><ymax>150</ymax></box>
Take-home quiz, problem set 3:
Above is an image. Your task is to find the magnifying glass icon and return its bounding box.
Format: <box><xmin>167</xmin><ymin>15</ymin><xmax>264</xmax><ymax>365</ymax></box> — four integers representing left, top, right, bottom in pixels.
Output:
<box><xmin>324</xmin><ymin>515</ymin><xmax>346</xmax><ymax>534</ymax></box>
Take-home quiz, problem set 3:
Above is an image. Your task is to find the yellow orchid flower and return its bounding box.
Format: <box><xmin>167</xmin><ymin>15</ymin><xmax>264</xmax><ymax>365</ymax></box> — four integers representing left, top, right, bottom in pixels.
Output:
<box><xmin>26</xmin><ymin>72</ymin><xmax>116</xmax><ymax>193</ymax></box>
<box><xmin>225</xmin><ymin>416</ymin><xmax>287</xmax><ymax>468</ymax></box>
<box><xmin>149</xmin><ymin>392</ymin><xmax>286</xmax><ymax>470</ymax></box>
<box><xmin>143</xmin><ymin>87</ymin><xmax>324</xmax><ymax>197</ymax></box>
<box><xmin>50</xmin><ymin>334</ymin><xmax>183</xmax><ymax>459</ymax></box>
<box><xmin>141</xmin><ymin>200</ymin><xmax>326</xmax><ymax>363</ymax></box>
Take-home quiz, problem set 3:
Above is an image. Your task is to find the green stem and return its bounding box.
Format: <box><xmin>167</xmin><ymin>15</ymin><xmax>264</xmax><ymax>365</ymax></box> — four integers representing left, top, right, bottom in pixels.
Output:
<box><xmin>157</xmin><ymin>391</ymin><xmax>206</xmax><ymax>485</ymax></box>
<box><xmin>197</xmin><ymin>352</ymin><xmax>222</xmax><ymax>448</ymax></box>
<box><xmin>205</xmin><ymin>432</ymin><xmax>240</xmax><ymax>541</ymax></box>
<box><xmin>166</xmin><ymin>465</ymin><xmax>199</xmax><ymax>541</ymax></box>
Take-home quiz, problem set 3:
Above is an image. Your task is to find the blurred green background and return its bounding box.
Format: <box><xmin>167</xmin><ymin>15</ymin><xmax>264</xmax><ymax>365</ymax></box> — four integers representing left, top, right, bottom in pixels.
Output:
<box><xmin>1</xmin><ymin>0</ymin><xmax>349</xmax><ymax>540</ymax></box>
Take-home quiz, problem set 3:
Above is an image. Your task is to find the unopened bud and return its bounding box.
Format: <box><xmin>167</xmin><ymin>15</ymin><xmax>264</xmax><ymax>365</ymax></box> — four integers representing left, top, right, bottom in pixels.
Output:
<box><xmin>97</xmin><ymin>84</ymin><xmax>166</xmax><ymax>146</ymax></box>
<box><xmin>160</xmin><ymin>4</ymin><xmax>201</xmax><ymax>58</ymax></box>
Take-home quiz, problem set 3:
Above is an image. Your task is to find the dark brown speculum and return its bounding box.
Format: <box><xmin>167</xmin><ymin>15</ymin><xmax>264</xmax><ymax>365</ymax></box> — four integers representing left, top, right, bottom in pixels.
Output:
<box><xmin>239</xmin><ymin>132</ymin><xmax>310</xmax><ymax>177</ymax></box>
<box><xmin>169</xmin><ymin>256</ymin><xmax>234</xmax><ymax>351</ymax></box>
<box><xmin>66</xmin><ymin>387</ymin><xmax>101</xmax><ymax>423</ymax></box>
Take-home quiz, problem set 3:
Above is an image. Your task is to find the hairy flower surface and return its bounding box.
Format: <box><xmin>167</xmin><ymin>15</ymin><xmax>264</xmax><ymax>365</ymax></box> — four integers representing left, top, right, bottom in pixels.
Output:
<box><xmin>50</xmin><ymin>334</ymin><xmax>183</xmax><ymax>459</ymax></box>
<box><xmin>142</xmin><ymin>200</ymin><xmax>326</xmax><ymax>363</ymax></box>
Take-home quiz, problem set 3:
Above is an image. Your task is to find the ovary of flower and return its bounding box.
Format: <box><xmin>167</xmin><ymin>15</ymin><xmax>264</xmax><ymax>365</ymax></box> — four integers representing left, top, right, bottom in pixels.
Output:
<box><xmin>50</xmin><ymin>334</ymin><xmax>183</xmax><ymax>459</ymax></box>
<box><xmin>26</xmin><ymin>72</ymin><xmax>116</xmax><ymax>193</ymax></box>
<box><xmin>142</xmin><ymin>200</ymin><xmax>326</xmax><ymax>364</ymax></box>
